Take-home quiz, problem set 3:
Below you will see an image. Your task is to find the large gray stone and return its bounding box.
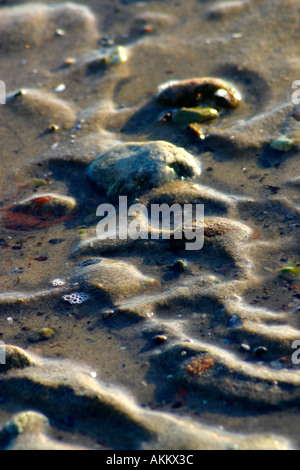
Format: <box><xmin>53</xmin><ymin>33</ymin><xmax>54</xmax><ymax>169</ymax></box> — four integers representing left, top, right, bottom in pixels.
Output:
<box><xmin>87</xmin><ymin>140</ymin><xmax>201</xmax><ymax>201</ymax></box>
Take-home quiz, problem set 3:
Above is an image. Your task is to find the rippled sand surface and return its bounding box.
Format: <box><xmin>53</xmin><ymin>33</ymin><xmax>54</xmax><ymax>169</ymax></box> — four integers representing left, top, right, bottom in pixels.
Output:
<box><xmin>0</xmin><ymin>0</ymin><xmax>300</xmax><ymax>450</ymax></box>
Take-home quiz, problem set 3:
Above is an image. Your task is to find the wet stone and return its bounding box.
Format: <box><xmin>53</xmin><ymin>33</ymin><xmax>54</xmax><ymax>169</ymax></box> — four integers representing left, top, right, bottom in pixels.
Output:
<box><xmin>1</xmin><ymin>194</ymin><xmax>77</xmax><ymax>230</ymax></box>
<box><xmin>156</xmin><ymin>77</ymin><xmax>241</xmax><ymax>109</ymax></box>
<box><xmin>87</xmin><ymin>141</ymin><xmax>201</xmax><ymax>201</ymax></box>
<box><xmin>28</xmin><ymin>328</ymin><xmax>55</xmax><ymax>343</ymax></box>
<box><xmin>0</xmin><ymin>345</ymin><xmax>33</xmax><ymax>372</ymax></box>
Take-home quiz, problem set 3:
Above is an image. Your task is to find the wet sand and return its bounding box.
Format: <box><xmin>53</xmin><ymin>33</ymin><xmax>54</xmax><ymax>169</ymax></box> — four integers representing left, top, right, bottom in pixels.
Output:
<box><xmin>0</xmin><ymin>0</ymin><xmax>300</xmax><ymax>450</ymax></box>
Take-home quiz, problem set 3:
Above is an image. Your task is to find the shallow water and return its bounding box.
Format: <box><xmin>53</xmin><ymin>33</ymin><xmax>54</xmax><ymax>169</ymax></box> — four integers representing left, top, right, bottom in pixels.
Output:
<box><xmin>0</xmin><ymin>0</ymin><xmax>300</xmax><ymax>450</ymax></box>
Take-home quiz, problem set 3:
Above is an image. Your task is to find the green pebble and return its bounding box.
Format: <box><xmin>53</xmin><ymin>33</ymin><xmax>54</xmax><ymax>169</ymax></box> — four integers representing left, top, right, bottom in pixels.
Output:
<box><xmin>279</xmin><ymin>266</ymin><xmax>300</xmax><ymax>280</ymax></box>
<box><xmin>172</xmin><ymin>107</ymin><xmax>219</xmax><ymax>126</ymax></box>
<box><xmin>270</xmin><ymin>135</ymin><xmax>294</xmax><ymax>152</ymax></box>
<box><xmin>29</xmin><ymin>328</ymin><xmax>55</xmax><ymax>342</ymax></box>
<box><xmin>38</xmin><ymin>328</ymin><xmax>54</xmax><ymax>339</ymax></box>
<box><xmin>30</xmin><ymin>178</ymin><xmax>47</xmax><ymax>187</ymax></box>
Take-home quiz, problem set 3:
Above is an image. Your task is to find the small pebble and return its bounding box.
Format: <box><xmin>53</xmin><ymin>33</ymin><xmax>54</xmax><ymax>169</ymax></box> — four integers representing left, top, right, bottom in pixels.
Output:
<box><xmin>48</xmin><ymin>123</ymin><xmax>59</xmax><ymax>132</ymax></box>
<box><xmin>54</xmin><ymin>83</ymin><xmax>66</xmax><ymax>93</ymax></box>
<box><xmin>152</xmin><ymin>334</ymin><xmax>167</xmax><ymax>345</ymax></box>
<box><xmin>64</xmin><ymin>57</ymin><xmax>76</xmax><ymax>66</ymax></box>
<box><xmin>173</xmin><ymin>258</ymin><xmax>189</xmax><ymax>273</ymax></box>
<box><xmin>55</xmin><ymin>28</ymin><xmax>65</xmax><ymax>36</ymax></box>
<box><xmin>270</xmin><ymin>135</ymin><xmax>294</xmax><ymax>152</ymax></box>
<box><xmin>29</xmin><ymin>328</ymin><xmax>55</xmax><ymax>342</ymax></box>
<box><xmin>253</xmin><ymin>346</ymin><xmax>268</xmax><ymax>357</ymax></box>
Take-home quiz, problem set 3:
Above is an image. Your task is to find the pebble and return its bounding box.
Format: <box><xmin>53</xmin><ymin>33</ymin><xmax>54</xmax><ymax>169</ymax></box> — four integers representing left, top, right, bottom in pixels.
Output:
<box><xmin>172</xmin><ymin>107</ymin><xmax>219</xmax><ymax>126</ymax></box>
<box><xmin>157</xmin><ymin>77</ymin><xmax>241</xmax><ymax>109</ymax></box>
<box><xmin>55</xmin><ymin>28</ymin><xmax>65</xmax><ymax>36</ymax></box>
<box><xmin>29</xmin><ymin>328</ymin><xmax>55</xmax><ymax>342</ymax></box>
<box><xmin>270</xmin><ymin>135</ymin><xmax>295</xmax><ymax>152</ymax></box>
<box><xmin>2</xmin><ymin>193</ymin><xmax>77</xmax><ymax>230</ymax></box>
<box><xmin>253</xmin><ymin>346</ymin><xmax>268</xmax><ymax>358</ymax></box>
<box><xmin>54</xmin><ymin>83</ymin><xmax>66</xmax><ymax>93</ymax></box>
<box><xmin>173</xmin><ymin>258</ymin><xmax>189</xmax><ymax>273</ymax></box>
<box><xmin>152</xmin><ymin>334</ymin><xmax>168</xmax><ymax>345</ymax></box>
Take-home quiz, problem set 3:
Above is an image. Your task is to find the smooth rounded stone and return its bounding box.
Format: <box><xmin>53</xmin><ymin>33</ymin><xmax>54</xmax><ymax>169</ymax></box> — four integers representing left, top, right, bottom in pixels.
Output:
<box><xmin>2</xmin><ymin>193</ymin><xmax>77</xmax><ymax>230</ymax></box>
<box><xmin>205</xmin><ymin>1</ymin><xmax>248</xmax><ymax>19</ymax></box>
<box><xmin>87</xmin><ymin>141</ymin><xmax>201</xmax><ymax>201</ymax></box>
<box><xmin>7</xmin><ymin>89</ymin><xmax>76</xmax><ymax>130</ymax></box>
<box><xmin>0</xmin><ymin>2</ymin><xmax>98</xmax><ymax>51</ymax></box>
<box><xmin>28</xmin><ymin>328</ymin><xmax>55</xmax><ymax>343</ymax></box>
<box><xmin>156</xmin><ymin>77</ymin><xmax>241</xmax><ymax>109</ymax></box>
<box><xmin>0</xmin><ymin>345</ymin><xmax>34</xmax><ymax>372</ymax></box>
<box><xmin>172</xmin><ymin>107</ymin><xmax>219</xmax><ymax>126</ymax></box>
<box><xmin>270</xmin><ymin>135</ymin><xmax>295</xmax><ymax>152</ymax></box>
<box><xmin>71</xmin><ymin>258</ymin><xmax>160</xmax><ymax>303</ymax></box>
<box><xmin>5</xmin><ymin>193</ymin><xmax>77</xmax><ymax>216</ymax></box>
<box><xmin>0</xmin><ymin>353</ymin><xmax>292</xmax><ymax>450</ymax></box>
<box><xmin>0</xmin><ymin>411</ymin><xmax>86</xmax><ymax>450</ymax></box>
<box><xmin>0</xmin><ymin>411</ymin><xmax>49</xmax><ymax>438</ymax></box>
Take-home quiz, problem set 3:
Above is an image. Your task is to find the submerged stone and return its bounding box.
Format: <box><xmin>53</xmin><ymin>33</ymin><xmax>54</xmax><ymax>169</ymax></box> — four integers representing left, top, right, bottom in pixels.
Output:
<box><xmin>29</xmin><ymin>328</ymin><xmax>55</xmax><ymax>342</ymax></box>
<box><xmin>279</xmin><ymin>265</ymin><xmax>300</xmax><ymax>280</ymax></box>
<box><xmin>1</xmin><ymin>193</ymin><xmax>77</xmax><ymax>230</ymax></box>
<box><xmin>0</xmin><ymin>345</ymin><xmax>33</xmax><ymax>372</ymax></box>
<box><xmin>103</xmin><ymin>46</ymin><xmax>127</xmax><ymax>64</ymax></box>
<box><xmin>270</xmin><ymin>135</ymin><xmax>295</xmax><ymax>152</ymax></box>
<box><xmin>0</xmin><ymin>411</ymin><xmax>49</xmax><ymax>438</ymax></box>
<box><xmin>172</xmin><ymin>107</ymin><xmax>219</xmax><ymax>126</ymax></box>
<box><xmin>87</xmin><ymin>141</ymin><xmax>201</xmax><ymax>200</ymax></box>
<box><xmin>156</xmin><ymin>77</ymin><xmax>241</xmax><ymax>109</ymax></box>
